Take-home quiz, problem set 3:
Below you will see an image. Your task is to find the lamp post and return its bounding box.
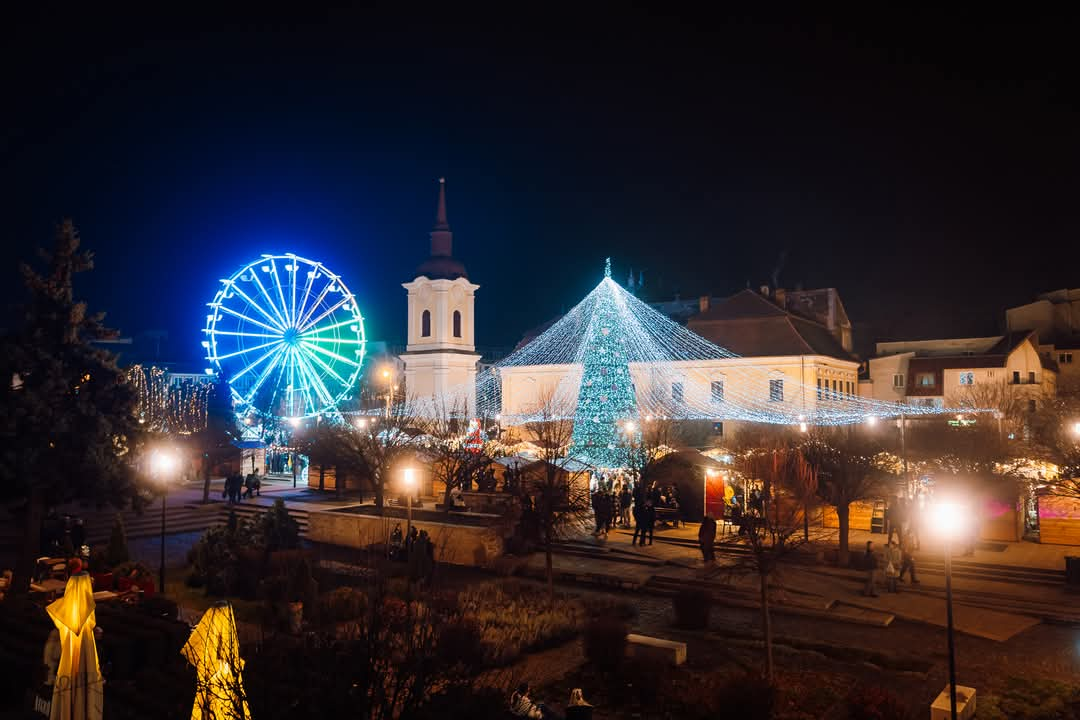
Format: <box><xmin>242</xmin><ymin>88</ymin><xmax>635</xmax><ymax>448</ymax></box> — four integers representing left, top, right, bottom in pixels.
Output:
<box><xmin>382</xmin><ymin>368</ymin><xmax>393</xmax><ymax>418</ymax></box>
<box><xmin>931</xmin><ymin>500</ymin><xmax>966</xmax><ymax>720</ymax></box>
<box><xmin>402</xmin><ymin>468</ymin><xmax>416</xmax><ymax>538</ymax></box>
<box><xmin>151</xmin><ymin>450</ymin><xmax>177</xmax><ymax>594</ymax></box>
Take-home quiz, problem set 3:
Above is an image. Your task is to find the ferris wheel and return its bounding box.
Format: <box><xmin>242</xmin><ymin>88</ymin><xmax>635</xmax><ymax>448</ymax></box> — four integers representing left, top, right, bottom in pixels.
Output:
<box><xmin>203</xmin><ymin>253</ymin><xmax>366</xmax><ymax>421</ymax></box>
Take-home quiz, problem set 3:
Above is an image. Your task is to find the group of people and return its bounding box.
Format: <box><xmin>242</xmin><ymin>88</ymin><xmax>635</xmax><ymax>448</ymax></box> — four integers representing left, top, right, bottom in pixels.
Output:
<box><xmin>863</xmin><ymin>534</ymin><xmax>920</xmax><ymax>597</ymax></box>
<box><xmin>387</xmin><ymin>523</ymin><xmax>436</xmax><ymax>582</ymax></box>
<box><xmin>510</xmin><ymin>682</ymin><xmax>593</xmax><ymax>720</ymax></box>
<box><xmin>223</xmin><ymin>471</ymin><xmax>262</xmax><ymax>503</ymax></box>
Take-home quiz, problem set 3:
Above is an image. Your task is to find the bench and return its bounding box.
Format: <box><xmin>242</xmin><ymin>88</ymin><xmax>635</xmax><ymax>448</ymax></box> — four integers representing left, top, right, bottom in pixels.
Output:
<box><xmin>654</xmin><ymin>507</ymin><xmax>682</xmax><ymax>528</ymax></box>
<box><xmin>626</xmin><ymin>633</ymin><xmax>687</xmax><ymax>666</ymax></box>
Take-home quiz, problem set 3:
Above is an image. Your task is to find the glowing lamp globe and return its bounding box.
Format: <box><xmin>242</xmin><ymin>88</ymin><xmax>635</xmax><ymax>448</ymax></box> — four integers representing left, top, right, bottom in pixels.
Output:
<box><xmin>930</xmin><ymin>501</ymin><xmax>968</xmax><ymax>541</ymax></box>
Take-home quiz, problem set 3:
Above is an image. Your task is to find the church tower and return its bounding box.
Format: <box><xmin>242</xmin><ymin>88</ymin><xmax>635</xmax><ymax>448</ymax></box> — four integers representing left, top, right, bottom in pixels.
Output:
<box><xmin>401</xmin><ymin>179</ymin><xmax>481</xmax><ymax>414</ymax></box>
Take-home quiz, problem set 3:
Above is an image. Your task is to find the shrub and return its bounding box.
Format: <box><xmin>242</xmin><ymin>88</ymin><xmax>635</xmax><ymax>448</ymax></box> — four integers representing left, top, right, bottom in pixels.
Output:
<box><xmin>260</xmin><ymin>499</ymin><xmax>301</xmax><ymax>551</ymax></box>
<box><xmin>139</xmin><ymin>595</ymin><xmax>179</xmax><ymax>621</ymax></box>
<box><xmin>114</xmin><ymin>561</ymin><xmax>153</xmax><ymax>582</ymax></box>
<box><xmin>319</xmin><ymin>587</ymin><xmax>368</xmax><ymax>623</ymax></box>
<box><xmin>106</xmin><ymin>513</ymin><xmax>130</xmax><ymax>567</ymax></box>
<box><xmin>672</xmin><ymin>587</ymin><xmax>711</xmax><ymax>629</ymax></box>
<box><xmin>435</xmin><ymin>618</ymin><xmax>485</xmax><ymax>671</ymax></box>
<box><xmin>584</xmin><ymin>615</ymin><xmax>627</xmax><ymax>673</ymax></box>
<box><xmin>845</xmin><ymin>685</ymin><xmax>910</xmax><ymax>720</ymax></box>
<box><xmin>406</xmin><ymin>685</ymin><xmax>508</xmax><ymax>720</ymax></box>
<box><xmin>711</xmin><ymin>671</ymin><xmax>775</xmax><ymax>720</ymax></box>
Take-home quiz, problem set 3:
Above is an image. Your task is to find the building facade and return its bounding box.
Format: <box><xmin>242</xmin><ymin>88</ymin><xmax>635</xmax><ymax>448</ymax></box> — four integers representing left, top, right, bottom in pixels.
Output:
<box><xmin>400</xmin><ymin>179</ymin><xmax>481</xmax><ymax>415</ymax></box>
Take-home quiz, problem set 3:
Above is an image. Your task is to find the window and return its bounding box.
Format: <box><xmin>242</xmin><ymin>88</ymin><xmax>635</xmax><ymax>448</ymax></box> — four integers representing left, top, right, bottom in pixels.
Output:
<box><xmin>1028</xmin><ymin>371</ymin><xmax>1036</xmax><ymax>384</ymax></box>
<box><xmin>959</xmin><ymin>372</ymin><xmax>974</xmax><ymax>386</ymax></box>
<box><xmin>1012</xmin><ymin>371</ymin><xmax>1020</xmax><ymax>384</ymax></box>
<box><xmin>712</xmin><ymin>421</ymin><xmax>724</xmax><ymax>437</ymax></box>
<box><xmin>711</xmin><ymin>379</ymin><xmax>724</xmax><ymax>403</ymax></box>
<box><xmin>816</xmin><ymin>378</ymin><xmax>823</xmax><ymax>400</ymax></box>
<box><xmin>1060</xmin><ymin>353</ymin><xmax>1073</xmax><ymax>365</ymax></box>
<box><xmin>452</xmin><ymin>310</ymin><xmax>462</xmax><ymax>338</ymax></box>
<box><xmin>892</xmin><ymin>373</ymin><xmax>905</xmax><ymax>389</ymax></box>
<box><xmin>672</xmin><ymin>382</ymin><xmax>684</xmax><ymax>402</ymax></box>
<box><xmin>916</xmin><ymin>372</ymin><xmax>935</xmax><ymax>387</ymax></box>
<box><xmin>421</xmin><ymin>309</ymin><xmax>431</xmax><ymax>337</ymax></box>
<box><xmin>1028</xmin><ymin>399</ymin><xmax>1037</xmax><ymax>413</ymax></box>
<box><xmin>832</xmin><ymin>379</ymin><xmax>838</xmax><ymax>399</ymax></box>
<box><xmin>769</xmin><ymin>379</ymin><xmax>784</xmax><ymax>402</ymax></box>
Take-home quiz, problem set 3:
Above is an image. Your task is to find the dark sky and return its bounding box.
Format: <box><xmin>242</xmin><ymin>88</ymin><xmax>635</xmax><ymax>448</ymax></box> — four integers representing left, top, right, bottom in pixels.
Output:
<box><xmin>3</xmin><ymin>7</ymin><xmax>1078</xmax><ymax>364</ymax></box>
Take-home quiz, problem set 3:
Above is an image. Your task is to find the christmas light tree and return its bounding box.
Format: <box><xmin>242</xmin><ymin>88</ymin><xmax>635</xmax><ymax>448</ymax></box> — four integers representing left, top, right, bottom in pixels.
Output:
<box><xmin>570</xmin><ymin>258</ymin><xmax>640</xmax><ymax>467</ymax></box>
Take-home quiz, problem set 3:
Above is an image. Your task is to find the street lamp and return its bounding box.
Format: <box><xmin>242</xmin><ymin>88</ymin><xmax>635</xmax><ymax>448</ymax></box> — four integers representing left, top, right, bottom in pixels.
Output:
<box><xmin>402</xmin><ymin>468</ymin><xmax>416</xmax><ymax>538</ymax></box>
<box><xmin>150</xmin><ymin>449</ymin><xmax>178</xmax><ymax>594</ymax></box>
<box><xmin>930</xmin><ymin>499</ymin><xmax>969</xmax><ymax>720</ymax></box>
<box><xmin>381</xmin><ymin>368</ymin><xmax>394</xmax><ymax>418</ymax></box>
<box><xmin>1072</xmin><ymin>421</ymin><xmax>1080</xmax><ymax>436</ymax></box>
<box><xmin>623</xmin><ymin>420</ymin><xmax>638</xmax><ymax>433</ymax></box>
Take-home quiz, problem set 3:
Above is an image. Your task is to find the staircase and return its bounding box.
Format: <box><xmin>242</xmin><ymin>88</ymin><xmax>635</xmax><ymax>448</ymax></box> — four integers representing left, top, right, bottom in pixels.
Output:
<box><xmin>84</xmin><ymin>503</ymin><xmax>223</xmax><ymax>544</ymax></box>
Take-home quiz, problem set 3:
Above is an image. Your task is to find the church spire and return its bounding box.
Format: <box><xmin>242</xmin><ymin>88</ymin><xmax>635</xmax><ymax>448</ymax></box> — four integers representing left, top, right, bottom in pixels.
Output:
<box><xmin>430</xmin><ymin>178</ymin><xmax>452</xmax><ymax>257</ymax></box>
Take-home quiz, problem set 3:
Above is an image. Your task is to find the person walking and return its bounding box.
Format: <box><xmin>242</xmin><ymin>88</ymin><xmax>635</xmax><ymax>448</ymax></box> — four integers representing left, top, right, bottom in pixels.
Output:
<box><xmin>863</xmin><ymin>540</ymin><xmax>879</xmax><ymax>597</ymax></box>
<box><xmin>898</xmin><ymin>532</ymin><xmax>920</xmax><ymax>584</ymax></box>
<box><xmin>631</xmin><ymin>499</ymin><xmax>645</xmax><ymax>546</ymax></box>
<box><xmin>619</xmin><ymin>486</ymin><xmax>632</xmax><ymax>527</ymax></box>
<box><xmin>698</xmin><ymin>515</ymin><xmax>717</xmax><ymax>563</ymax></box>
<box><xmin>643</xmin><ymin>499</ymin><xmax>656</xmax><ymax>546</ymax></box>
<box><xmin>884</xmin><ymin>539</ymin><xmax>902</xmax><ymax>593</ymax></box>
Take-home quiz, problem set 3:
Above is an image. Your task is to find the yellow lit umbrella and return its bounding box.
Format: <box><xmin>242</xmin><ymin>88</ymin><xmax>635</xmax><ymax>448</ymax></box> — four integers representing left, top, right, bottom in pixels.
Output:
<box><xmin>182</xmin><ymin>602</ymin><xmax>251</xmax><ymax>720</ymax></box>
<box><xmin>45</xmin><ymin>573</ymin><xmax>104</xmax><ymax>720</ymax></box>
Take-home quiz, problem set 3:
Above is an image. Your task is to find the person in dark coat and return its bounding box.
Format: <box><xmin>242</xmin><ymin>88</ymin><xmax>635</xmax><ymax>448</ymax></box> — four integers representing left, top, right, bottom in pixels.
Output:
<box><xmin>643</xmin><ymin>500</ymin><xmax>656</xmax><ymax>546</ymax></box>
<box><xmin>631</xmin><ymin>500</ymin><xmax>645</xmax><ymax>546</ymax></box>
<box><xmin>698</xmin><ymin>515</ymin><xmax>717</xmax><ymax>563</ymax></box>
<box><xmin>863</xmin><ymin>540</ymin><xmax>879</xmax><ymax>597</ymax></box>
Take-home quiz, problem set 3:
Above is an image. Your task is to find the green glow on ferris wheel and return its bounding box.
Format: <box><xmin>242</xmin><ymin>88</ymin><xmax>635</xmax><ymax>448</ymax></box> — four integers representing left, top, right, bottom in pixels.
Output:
<box><xmin>203</xmin><ymin>253</ymin><xmax>366</xmax><ymax>420</ymax></box>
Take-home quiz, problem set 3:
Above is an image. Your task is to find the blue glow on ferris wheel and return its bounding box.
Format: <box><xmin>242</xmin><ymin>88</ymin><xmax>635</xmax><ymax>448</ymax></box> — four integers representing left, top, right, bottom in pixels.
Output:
<box><xmin>203</xmin><ymin>253</ymin><xmax>366</xmax><ymax>420</ymax></box>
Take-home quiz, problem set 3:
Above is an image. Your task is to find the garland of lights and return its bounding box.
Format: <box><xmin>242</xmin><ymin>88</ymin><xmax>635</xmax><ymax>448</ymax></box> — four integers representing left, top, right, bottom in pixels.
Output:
<box><xmin>126</xmin><ymin>365</ymin><xmax>212</xmax><ymax>434</ymax></box>
<box><xmin>403</xmin><ymin>260</ymin><xmax>968</xmax><ymax>437</ymax></box>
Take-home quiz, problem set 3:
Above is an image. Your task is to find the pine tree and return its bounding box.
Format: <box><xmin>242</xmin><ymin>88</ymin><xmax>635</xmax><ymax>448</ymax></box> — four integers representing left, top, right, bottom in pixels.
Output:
<box><xmin>0</xmin><ymin>221</ymin><xmax>143</xmax><ymax>591</ymax></box>
<box><xmin>570</xmin><ymin>260</ymin><xmax>639</xmax><ymax>467</ymax></box>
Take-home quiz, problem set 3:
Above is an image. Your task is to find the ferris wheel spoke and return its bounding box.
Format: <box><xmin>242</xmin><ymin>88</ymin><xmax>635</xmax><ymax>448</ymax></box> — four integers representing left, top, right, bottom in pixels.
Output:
<box><xmin>214</xmin><ymin>303</ymin><xmax>284</xmax><ymax>336</ymax></box>
<box><xmin>294</xmin><ymin>349</ymin><xmax>338</xmax><ymax>409</ymax></box>
<box><xmin>266</xmin><ymin>259</ymin><xmax>293</xmax><ymax>327</ymax></box>
<box><xmin>295</xmin><ymin>272</ymin><xmax>339</xmax><ymax>330</ymax></box>
<box><xmin>299</xmin><ymin>340</ymin><xmax>362</xmax><ymax>367</ymax></box>
<box><xmin>248</xmin><ymin>269</ymin><xmax>290</xmax><ymax>331</ymax></box>
<box><xmin>243</xmin><ymin>345</ymin><xmax>288</xmax><ymax>402</ymax></box>
<box><xmin>233</xmin><ymin>345</ymin><xmax>287</xmax><ymax>388</ymax></box>
<box><xmin>292</xmin><ymin>262</ymin><xmax>322</xmax><ymax>332</ymax></box>
<box><xmin>298</xmin><ymin>295</ymin><xmax>352</xmax><ymax>334</ymax></box>
<box><xmin>298</xmin><ymin>343</ymin><xmax>351</xmax><ymax>388</ymax></box>
<box><xmin>205</xmin><ymin>329</ymin><xmax>282</xmax><ymax>340</ymax></box>
<box><xmin>288</xmin><ymin>257</ymin><xmax>298</xmax><ymax>329</ymax></box>
<box><xmin>300</xmin><ymin>316</ymin><xmax>362</xmax><ymax>338</ymax></box>
<box><xmin>226</xmin><ymin>285</ymin><xmax>287</xmax><ymax>333</ymax></box>
<box><xmin>211</xmin><ymin>338</ymin><xmax>284</xmax><ymax>362</ymax></box>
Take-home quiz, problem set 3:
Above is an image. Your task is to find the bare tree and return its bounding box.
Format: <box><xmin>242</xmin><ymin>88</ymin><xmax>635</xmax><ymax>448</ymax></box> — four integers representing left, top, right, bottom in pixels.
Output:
<box><xmin>418</xmin><ymin>399</ymin><xmax>498</xmax><ymax>512</ymax></box>
<box><xmin>1032</xmin><ymin>395</ymin><xmax>1080</xmax><ymax>501</ymax></box>
<box><xmin>724</xmin><ymin>441</ymin><xmax>814</xmax><ymax>683</ymax></box>
<box><xmin>299</xmin><ymin>412</ymin><xmax>417</xmax><ymax>509</ymax></box>
<box><xmin>523</xmin><ymin>398</ymin><xmax>594</xmax><ymax>604</ymax></box>
<box><xmin>802</xmin><ymin>427</ymin><xmax>888</xmax><ymax>566</ymax></box>
<box><xmin>621</xmin><ymin>415</ymin><xmax>678</xmax><ymax>489</ymax></box>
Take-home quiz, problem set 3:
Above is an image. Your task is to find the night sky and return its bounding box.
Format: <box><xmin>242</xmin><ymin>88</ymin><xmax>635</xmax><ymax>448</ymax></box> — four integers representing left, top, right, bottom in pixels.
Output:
<box><xmin>3</xmin><ymin>8</ymin><xmax>1078</xmax><ymax>364</ymax></box>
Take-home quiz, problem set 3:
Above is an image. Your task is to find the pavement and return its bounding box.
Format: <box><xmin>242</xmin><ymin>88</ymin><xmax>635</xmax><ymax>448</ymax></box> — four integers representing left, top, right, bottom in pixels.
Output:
<box><xmin>519</xmin><ymin>519</ymin><xmax>1079</xmax><ymax>643</ymax></box>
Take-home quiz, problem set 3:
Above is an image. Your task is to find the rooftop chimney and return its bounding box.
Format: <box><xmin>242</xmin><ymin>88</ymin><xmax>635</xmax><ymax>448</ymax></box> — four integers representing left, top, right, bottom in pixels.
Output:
<box><xmin>699</xmin><ymin>295</ymin><xmax>710</xmax><ymax>313</ymax></box>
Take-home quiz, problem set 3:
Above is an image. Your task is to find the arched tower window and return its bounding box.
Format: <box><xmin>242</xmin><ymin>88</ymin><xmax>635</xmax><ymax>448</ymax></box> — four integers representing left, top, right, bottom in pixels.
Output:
<box><xmin>421</xmin><ymin>309</ymin><xmax>431</xmax><ymax>337</ymax></box>
<box><xmin>453</xmin><ymin>310</ymin><xmax>462</xmax><ymax>338</ymax></box>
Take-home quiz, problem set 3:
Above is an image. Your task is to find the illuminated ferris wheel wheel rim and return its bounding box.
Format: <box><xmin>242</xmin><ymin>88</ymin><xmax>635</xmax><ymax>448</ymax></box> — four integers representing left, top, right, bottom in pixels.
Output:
<box><xmin>203</xmin><ymin>253</ymin><xmax>366</xmax><ymax>420</ymax></box>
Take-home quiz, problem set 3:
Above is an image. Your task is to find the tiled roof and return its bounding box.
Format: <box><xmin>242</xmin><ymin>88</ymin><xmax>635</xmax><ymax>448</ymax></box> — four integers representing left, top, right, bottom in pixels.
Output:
<box><xmin>688</xmin><ymin>290</ymin><xmax>855</xmax><ymax>361</ymax></box>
